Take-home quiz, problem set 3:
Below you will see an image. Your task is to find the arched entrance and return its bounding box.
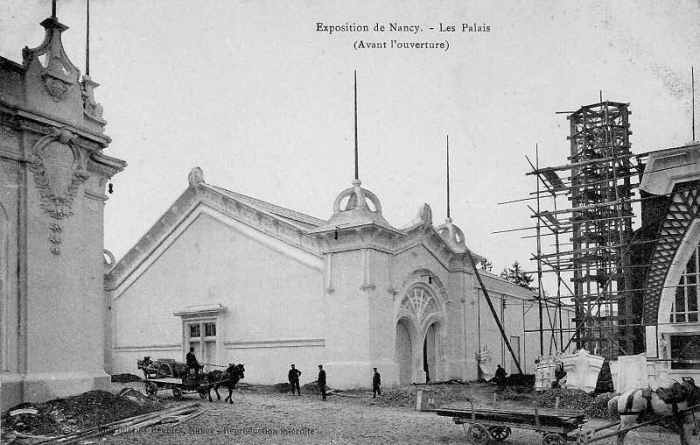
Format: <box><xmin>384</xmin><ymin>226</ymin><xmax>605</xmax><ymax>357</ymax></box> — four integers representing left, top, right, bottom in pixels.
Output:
<box><xmin>395</xmin><ymin>282</ymin><xmax>446</xmax><ymax>384</ymax></box>
<box><xmin>423</xmin><ymin>323</ymin><xmax>438</xmax><ymax>382</ymax></box>
<box><xmin>396</xmin><ymin>320</ymin><xmax>413</xmax><ymax>384</ymax></box>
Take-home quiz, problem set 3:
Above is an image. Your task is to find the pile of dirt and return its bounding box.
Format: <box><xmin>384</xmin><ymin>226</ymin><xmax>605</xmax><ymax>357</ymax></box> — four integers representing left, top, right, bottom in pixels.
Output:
<box><xmin>273</xmin><ymin>382</ymin><xmax>292</xmax><ymax>393</ymax></box>
<box><xmin>585</xmin><ymin>392</ymin><xmax>616</xmax><ymax>419</ymax></box>
<box><xmin>537</xmin><ymin>387</ymin><xmax>595</xmax><ymax>411</ymax></box>
<box><xmin>111</xmin><ymin>373</ymin><xmax>142</xmax><ymax>383</ymax></box>
<box><xmin>1</xmin><ymin>389</ymin><xmax>163</xmax><ymax>437</ymax></box>
<box><xmin>301</xmin><ymin>382</ymin><xmax>324</xmax><ymax>395</ymax></box>
<box><xmin>500</xmin><ymin>385</ymin><xmax>536</xmax><ymax>403</ymax></box>
<box><xmin>503</xmin><ymin>374</ymin><xmax>535</xmax><ymax>387</ymax></box>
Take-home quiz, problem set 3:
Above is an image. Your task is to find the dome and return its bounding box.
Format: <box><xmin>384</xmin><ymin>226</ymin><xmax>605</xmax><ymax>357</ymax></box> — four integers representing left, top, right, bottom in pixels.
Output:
<box><xmin>436</xmin><ymin>217</ymin><xmax>467</xmax><ymax>253</ymax></box>
<box><xmin>310</xmin><ymin>179</ymin><xmax>397</xmax><ymax>234</ymax></box>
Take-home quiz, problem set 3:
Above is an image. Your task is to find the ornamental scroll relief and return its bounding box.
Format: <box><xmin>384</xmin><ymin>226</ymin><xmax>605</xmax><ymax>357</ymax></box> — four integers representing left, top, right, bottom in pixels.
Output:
<box><xmin>27</xmin><ymin>128</ymin><xmax>89</xmax><ymax>255</ymax></box>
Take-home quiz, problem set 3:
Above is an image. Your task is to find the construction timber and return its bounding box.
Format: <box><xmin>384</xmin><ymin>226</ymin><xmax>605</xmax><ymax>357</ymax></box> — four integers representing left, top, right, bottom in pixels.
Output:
<box><xmin>529</xmin><ymin>101</ymin><xmax>638</xmax><ymax>360</ymax></box>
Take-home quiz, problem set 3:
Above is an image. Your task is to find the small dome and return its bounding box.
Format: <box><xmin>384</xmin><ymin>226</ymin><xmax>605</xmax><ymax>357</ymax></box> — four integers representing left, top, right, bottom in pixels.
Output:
<box><xmin>436</xmin><ymin>217</ymin><xmax>467</xmax><ymax>253</ymax></box>
<box><xmin>310</xmin><ymin>179</ymin><xmax>397</xmax><ymax>234</ymax></box>
<box><xmin>332</xmin><ymin>179</ymin><xmax>383</xmax><ymax>214</ymax></box>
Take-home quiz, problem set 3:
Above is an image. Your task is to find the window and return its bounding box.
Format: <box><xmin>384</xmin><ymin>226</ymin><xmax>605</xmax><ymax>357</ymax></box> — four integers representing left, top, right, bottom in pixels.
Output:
<box><xmin>671</xmin><ymin>244</ymin><xmax>700</xmax><ymax>323</ymax></box>
<box><xmin>671</xmin><ymin>335</ymin><xmax>700</xmax><ymax>369</ymax></box>
<box><xmin>189</xmin><ymin>324</ymin><xmax>201</xmax><ymax>338</ymax></box>
<box><xmin>205</xmin><ymin>323</ymin><xmax>216</xmax><ymax>337</ymax></box>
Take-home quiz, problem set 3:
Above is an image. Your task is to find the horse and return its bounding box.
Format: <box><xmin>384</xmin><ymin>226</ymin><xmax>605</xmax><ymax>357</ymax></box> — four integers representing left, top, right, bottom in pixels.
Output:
<box><xmin>607</xmin><ymin>377</ymin><xmax>700</xmax><ymax>445</ymax></box>
<box><xmin>206</xmin><ymin>363</ymin><xmax>245</xmax><ymax>403</ymax></box>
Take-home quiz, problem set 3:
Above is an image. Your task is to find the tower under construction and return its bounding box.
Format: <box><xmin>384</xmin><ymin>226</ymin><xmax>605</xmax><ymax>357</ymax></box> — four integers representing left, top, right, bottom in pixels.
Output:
<box><xmin>529</xmin><ymin>101</ymin><xmax>639</xmax><ymax>360</ymax></box>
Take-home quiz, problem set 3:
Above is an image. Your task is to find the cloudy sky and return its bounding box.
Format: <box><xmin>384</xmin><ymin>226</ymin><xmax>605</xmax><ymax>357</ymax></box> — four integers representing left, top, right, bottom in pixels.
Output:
<box><xmin>1</xmin><ymin>0</ymin><xmax>699</xmax><ymax>288</ymax></box>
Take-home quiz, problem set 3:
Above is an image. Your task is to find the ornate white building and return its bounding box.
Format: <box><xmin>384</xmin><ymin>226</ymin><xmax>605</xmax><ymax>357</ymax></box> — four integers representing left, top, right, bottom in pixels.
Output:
<box><xmin>106</xmin><ymin>169</ymin><xmax>572</xmax><ymax>388</ymax></box>
<box><xmin>0</xmin><ymin>10</ymin><xmax>125</xmax><ymax>408</ymax></box>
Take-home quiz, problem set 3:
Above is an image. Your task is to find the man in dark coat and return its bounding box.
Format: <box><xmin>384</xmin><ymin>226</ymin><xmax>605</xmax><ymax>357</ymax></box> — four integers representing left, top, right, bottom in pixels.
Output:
<box><xmin>493</xmin><ymin>364</ymin><xmax>507</xmax><ymax>386</ymax></box>
<box><xmin>317</xmin><ymin>365</ymin><xmax>327</xmax><ymax>400</ymax></box>
<box><xmin>288</xmin><ymin>364</ymin><xmax>302</xmax><ymax>396</ymax></box>
<box><xmin>373</xmin><ymin>368</ymin><xmax>382</xmax><ymax>398</ymax></box>
<box><xmin>186</xmin><ymin>347</ymin><xmax>201</xmax><ymax>376</ymax></box>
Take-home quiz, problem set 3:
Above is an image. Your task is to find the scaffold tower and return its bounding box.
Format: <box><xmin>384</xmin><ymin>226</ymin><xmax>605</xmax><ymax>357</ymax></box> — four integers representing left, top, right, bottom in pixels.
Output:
<box><xmin>526</xmin><ymin>101</ymin><xmax>638</xmax><ymax>360</ymax></box>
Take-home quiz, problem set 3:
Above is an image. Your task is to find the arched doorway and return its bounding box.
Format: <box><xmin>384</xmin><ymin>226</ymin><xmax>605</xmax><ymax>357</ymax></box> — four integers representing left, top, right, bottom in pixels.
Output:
<box><xmin>396</xmin><ymin>320</ymin><xmax>413</xmax><ymax>384</ymax></box>
<box><xmin>396</xmin><ymin>282</ymin><xmax>446</xmax><ymax>384</ymax></box>
<box><xmin>424</xmin><ymin>323</ymin><xmax>438</xmax><ymax>382</ymax></box>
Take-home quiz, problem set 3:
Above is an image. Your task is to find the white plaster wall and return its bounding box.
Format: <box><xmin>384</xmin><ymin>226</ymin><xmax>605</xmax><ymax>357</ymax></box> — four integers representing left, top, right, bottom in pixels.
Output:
<box><xmin>322</xmin><ymin>249</ymin><xmax>371</xmax><ymax>388</ymax></box>
<box><xmin>111</xmin><ymin>212</ymin><xmax>325</xmax><ymax>384</ymax></box>
<box><xmin>24</xmin><ymin>158</ymin><xmax>106</xmax><ymax>377</ymax></box>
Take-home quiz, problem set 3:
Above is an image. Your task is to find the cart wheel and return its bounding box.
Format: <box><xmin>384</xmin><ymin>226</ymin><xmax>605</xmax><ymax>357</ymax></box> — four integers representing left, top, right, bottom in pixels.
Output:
<box><xmin>158</xmin><ymin>363</ymin><xmax>172</xmax><ymax>378</ymax></box>
<box><xmin>489</xmin><ymin>426</ymin><xmax>511</xmax><ymax>441</ymax></box>
<box><xmin>542</xmin><ymin>433</ymin><xmax>566</xmax><ymax>445</ymax></box>
<box><xmin>198</xmin><ymin>387</ymin><xmax>209</xmax><ymax>399</ymax></box>
<box><xmin>172</xmin><ymin>387</ymin><xmax>183</xmax><ymax>400</ymax></box>
<box><xmin>467</xmin><ymin>423</ymin><xmax>489</xmax><ymax>444</ymax></box>
<box><xmin>145</xmin><ymin>382</ymin><xmax>158</xmax><ymax>397</ymax></box>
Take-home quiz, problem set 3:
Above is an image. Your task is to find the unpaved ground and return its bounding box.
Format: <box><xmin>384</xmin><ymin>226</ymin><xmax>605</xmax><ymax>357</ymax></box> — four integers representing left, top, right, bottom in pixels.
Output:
<box><xmin>95</xmin><ymin>383</ymin><xmax>695</xmax><ymax>445</ymax></box>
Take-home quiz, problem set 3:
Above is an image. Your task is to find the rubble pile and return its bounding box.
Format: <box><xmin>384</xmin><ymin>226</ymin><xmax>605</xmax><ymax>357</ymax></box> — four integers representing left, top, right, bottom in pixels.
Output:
<box><xmin>537</xmin><ymin>388</ymin><xmax>594</xmax><ymax>411</ymax></box>
<box><xmin>1</xmin><ymin>389</ymin><xmax>163</xmax><ymax>437</ymax></box>
<box><xmin>584</xmin><ymin>392</ymin><xmax>616</xmax><ymax>419</ymax></box>
<box><xmin>111</xmin><ymin>373</ymin><xmax>143</xmax><ymax>383</ymax></box>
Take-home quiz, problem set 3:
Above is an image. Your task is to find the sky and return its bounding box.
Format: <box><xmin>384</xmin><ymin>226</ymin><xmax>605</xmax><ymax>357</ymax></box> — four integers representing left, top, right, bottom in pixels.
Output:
<box><xmin>1</xmin><ymin>0</ymin><xmax>699</xmax><ymax>291</ymax></box>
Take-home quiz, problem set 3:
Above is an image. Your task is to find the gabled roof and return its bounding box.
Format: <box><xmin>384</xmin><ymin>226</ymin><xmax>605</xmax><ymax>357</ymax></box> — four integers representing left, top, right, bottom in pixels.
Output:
<box><xmin>209</xmin><ymin>185</ymin><xmax>324</xmax><ymax>231</ymax></box>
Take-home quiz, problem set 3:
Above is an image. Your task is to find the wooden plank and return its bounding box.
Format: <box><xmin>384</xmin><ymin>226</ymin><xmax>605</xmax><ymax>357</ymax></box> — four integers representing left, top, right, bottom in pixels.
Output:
<box><xmin>435</xmin><ymin>408</ymin><xmax>585</xmax><ymax>428</ymax></box>
<box><xmin>144</xmin><ymin>378</ymin><xmax>183</xmax><ymax>385</ymax></box>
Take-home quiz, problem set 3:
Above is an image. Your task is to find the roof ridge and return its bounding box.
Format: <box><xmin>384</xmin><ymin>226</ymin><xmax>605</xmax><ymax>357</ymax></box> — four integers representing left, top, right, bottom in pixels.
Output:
<box><xmin>209</xmin><ymin>185</ymin><xmax>325</xmax><ymax>226</ymax></box>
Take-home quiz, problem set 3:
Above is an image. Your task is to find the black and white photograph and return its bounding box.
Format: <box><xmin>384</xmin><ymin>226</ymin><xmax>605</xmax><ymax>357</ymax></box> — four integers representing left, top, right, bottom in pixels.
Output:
<box><xmin>1</xmin><ymin>1</ymin><xmax>700</xmax><ymax>444</ymax></box>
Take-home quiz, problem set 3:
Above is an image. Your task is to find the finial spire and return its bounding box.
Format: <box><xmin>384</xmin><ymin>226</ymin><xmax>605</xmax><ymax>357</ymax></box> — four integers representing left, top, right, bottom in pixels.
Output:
<box><xmin>52</xmin><ymin>0</ymin><xmax>57</xmax><ymax>18</ymax></box>
<box><xmin>693</xmin><ymin>66</ymin><xmax>696</xmax><ymax>141</ymax></box>
<box><xmin>354</xmin><ymin>71</ymin><xmax>359</xmax><ymax>181</ymax></box>
<box><xmin>86</xmin><ymin>0</ymin><xmax>90</xmax><ymax>76</ymax></box>
<box><xmin>446</xmin><ymin>135</ymin><xmax>451</xmax><ymax>219</ymax></box>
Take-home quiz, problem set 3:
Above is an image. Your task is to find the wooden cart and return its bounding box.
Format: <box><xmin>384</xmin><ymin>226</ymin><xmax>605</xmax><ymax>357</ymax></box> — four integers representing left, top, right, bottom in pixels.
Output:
<box><xmin>436</xmin><ymin>400</ymin><xmax>586</xmax><ymax>445</ymax></box>
<box><xmin>143</xmin><ymin>376</ymin><xmax>211</xmax><ymax>400</ymax></box>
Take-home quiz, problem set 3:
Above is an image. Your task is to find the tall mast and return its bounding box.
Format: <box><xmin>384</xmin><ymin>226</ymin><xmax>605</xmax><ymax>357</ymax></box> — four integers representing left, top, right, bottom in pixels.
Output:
<box><xmin>354</xmin><ymin>71</ymin><xmax>359</xmax><ymax>180</ymax></box>
<box><xmin>446</xmin><ymin>135</ymin><xmax>451</xmax><ymax>219</ymax></box>
<box><xmin>86</xmin><ymin>0</ymin><xmax>90</xmax><ymax>76</ymax></box>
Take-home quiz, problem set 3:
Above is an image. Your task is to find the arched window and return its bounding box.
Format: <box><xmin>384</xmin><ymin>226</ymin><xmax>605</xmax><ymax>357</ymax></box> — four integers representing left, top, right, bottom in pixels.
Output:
<box><xmin>670</xmin><ymin>244</ymin><xmax>700</xmax><ymax>323</ymax></box>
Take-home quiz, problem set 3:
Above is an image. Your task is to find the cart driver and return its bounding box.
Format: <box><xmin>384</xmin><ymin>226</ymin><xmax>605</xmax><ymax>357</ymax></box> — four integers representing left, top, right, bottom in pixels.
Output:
<box><xmin>186</xmin><ymin>347</ymin><xmax>201</xmax><ymax>376</ymax></box>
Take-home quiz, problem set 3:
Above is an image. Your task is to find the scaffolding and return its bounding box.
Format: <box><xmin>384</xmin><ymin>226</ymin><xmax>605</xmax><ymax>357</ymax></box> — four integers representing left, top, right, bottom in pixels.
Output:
<box><xmin>527</xmin><ymin>101</ymin><xmax>638</xmax><ymax>360</ymax></box>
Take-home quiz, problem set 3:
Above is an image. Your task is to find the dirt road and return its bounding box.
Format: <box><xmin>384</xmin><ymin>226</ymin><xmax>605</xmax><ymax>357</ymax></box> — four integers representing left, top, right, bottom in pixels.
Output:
<box><xmin>98</xmin><ymin>385</ymin><xmax>689</xmax><ymax>445</ymax></box>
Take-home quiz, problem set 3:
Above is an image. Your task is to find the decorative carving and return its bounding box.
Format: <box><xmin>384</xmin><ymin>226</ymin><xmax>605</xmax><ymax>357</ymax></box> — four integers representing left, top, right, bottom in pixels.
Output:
<box><xmin>401</xmin><ymin>286</ymin><xmax>439</xmax><ymax>322</ymax></box>
<box><xmin>325</xmin><ymin>287</ymin><xmax>335</xmax><ymax>294</ymax></box>
<box><xmin>81</xmin><ymin>75</ymin><xmax>104</xmax><ymax>120</ymax></box>
<box><xmin>188</xmin><ymin>167</ymin><xmax>205</xmax><ymax>187</ymax></box>
<box><xmin>49</xmin><ymin>222</ymin><xmax>62</xmax><ymax>255</ymax></box>
<box><xmin>23</xmin><ymin>17</ymin><xmax>79</xmax><ymax>103</ymax></box>
<box><xmin>360</xmin><ymin>283</ymin><xmax>376</xmax><ymax>291</ymax></box>
<box><xmin>28</xmin><ymin>128</ymin><xmax>89</xmax><ymax>254</ymax></box>
<box><xmin>43</xmin><ymin>71</ymin><xmax>70</xmax><ymax>101</ymax></box>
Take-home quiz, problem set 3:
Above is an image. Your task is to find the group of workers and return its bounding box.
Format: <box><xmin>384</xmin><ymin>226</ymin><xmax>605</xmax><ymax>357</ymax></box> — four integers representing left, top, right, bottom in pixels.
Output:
<box><xmin>185</xmin><ymin>347</ymin><xmax>382</xmax><ymax>399</ymax></box>
<box><xmin>288</xmin><ymin>364</ymin><xmax>382</xmax><ymax>400</ymax></box>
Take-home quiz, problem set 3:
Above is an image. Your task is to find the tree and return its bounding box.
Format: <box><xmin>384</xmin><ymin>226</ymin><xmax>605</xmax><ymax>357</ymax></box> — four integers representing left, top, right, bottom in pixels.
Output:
<box><xmin>479</xmin><ymin>259</ymin><xmax>493</xmax><ymax>272</ymax></box>
<box><xmin>500</xmin><ymin>261</ymin><xmax>535</xmax><ymax>290</ymax></box>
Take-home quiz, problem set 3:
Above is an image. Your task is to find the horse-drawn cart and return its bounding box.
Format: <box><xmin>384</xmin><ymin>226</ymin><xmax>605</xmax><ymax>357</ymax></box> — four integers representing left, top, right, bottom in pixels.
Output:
<box><xmin>436</xmin><ymin>399</ymin><xmax>586</xmax><ymax>445</ymax></box>
<box><xmin>143</xmin><ymin>375</ymin><xmax>211</xmax><ymax>400</ymax></box>
<box><xmin>136</xmin><ymin>357</ymin><xmax>245</xmax><ymax>403</ymax></box>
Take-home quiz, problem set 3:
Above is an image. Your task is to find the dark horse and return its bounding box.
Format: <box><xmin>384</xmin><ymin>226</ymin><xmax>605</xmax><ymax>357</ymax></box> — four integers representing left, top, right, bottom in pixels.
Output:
<box><xmin>607</xmin><ymin>377</ymin><xmax>700</xmax><ymax>445</ymax></box>
<box><xmin>206</xmin><ymin>364</ymin><xmax>245</xmax><ymax>403</ymax></box>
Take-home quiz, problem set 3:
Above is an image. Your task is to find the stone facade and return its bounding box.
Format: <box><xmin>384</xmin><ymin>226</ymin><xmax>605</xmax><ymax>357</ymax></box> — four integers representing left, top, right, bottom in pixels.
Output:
<box><xmin>0</xmin><ymin>12</ymin><xmax>125</xmax><ymax>408</ymax></box>
<box><xmin>107</xmin><ymin>169</ymin><xmax>573</xmax><ymax>388</ymax></box>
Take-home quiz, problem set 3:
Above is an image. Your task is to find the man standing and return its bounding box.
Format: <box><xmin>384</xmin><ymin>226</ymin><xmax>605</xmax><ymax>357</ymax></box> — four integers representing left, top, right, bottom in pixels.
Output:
<box><xmin>372</xmin><ymin>368</ymin><xmax>381</xmax><ymax>398</ymax></box>
<box><xmin>288</xmin><ymin>364</ymin><xmax>302</xmax><ymax>396</ymax></box>
<box><xmin>317</xmin><ymin>365</ymin><xmax>327</xmax><ymax>400</ymax></box>
<box><xmin>186</xmin><ymin>347</ymin><xmax>201</xmax><ymax>376</ymax></box>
